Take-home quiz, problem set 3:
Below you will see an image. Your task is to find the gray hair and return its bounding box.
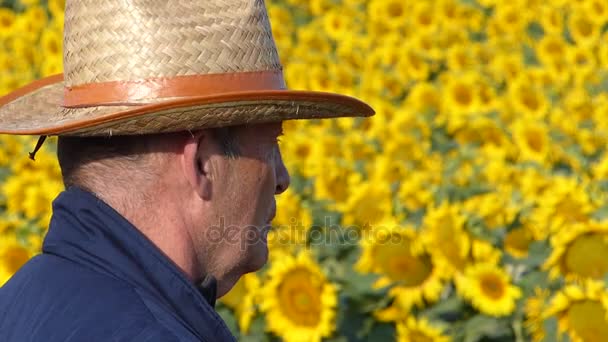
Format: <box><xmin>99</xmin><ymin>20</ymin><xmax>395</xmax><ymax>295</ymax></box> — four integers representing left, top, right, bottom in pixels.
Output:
<box><xmin>57</xmin><ymin>127</ymin><xmax>240</xmax><ymax>190</ymax></box>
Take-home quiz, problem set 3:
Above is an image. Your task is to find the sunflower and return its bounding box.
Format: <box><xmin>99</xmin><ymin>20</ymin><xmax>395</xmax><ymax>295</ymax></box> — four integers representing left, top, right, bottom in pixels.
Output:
<box><xmin>544</xmin><ymin>280</ymin><xmax>608</xmax><ymax>342</ymax></box>
<box><xmin>544</xmin><ymin>220</ymin><xmax>608</xmax><ymax>281</ymax></box>
<box><xmin>455</xmin><ymin>263</ymin><xmax>522</xmax><ymax>317</ymax></box>
<box><xmin>397</xmin><ymin>316</ymin><xmax>451</xmax><ymax>342</ymax></box>
<box><xmin>511</xmin><ymin>118</ymin><xmax>551</xmax><ymax>165</ymax></box>
<box><xmin>260</xmin><ymin>251</ymin><xmax>337</xmax><ymax>342</ymax></box>
<box><xmin>0</xmin><ymin>233</ymin><xmax>32</xmax><ymax>285</ymax></box>
<box><xmin>528</xmin><ymin>176</ymin><xmax>597</xmax><ymax>236</ymax></box>
<box><xmin>356</xmin><ymin>222</ymin><xmax>448</xmax><ymax>317</ymax></box>
<box><xmin>220</xmin><ymin>273</ymin><xmax>260</xmax><ymax>334</ymax></box>
<box><xmin>539</xmin><ymin>5</ymin><xmax>564</xmax><ymax>34</ymax></box>
<box><xmin>336</xmin><ymin>179</ymin><xmax>393</xmax><ymax>229</ymax></box>
<box><xmin>0</xmin><ymin>9</ymin><xmax>16</xmax><ymax>36</ymax></box>
<box><xmin>536</xmin><ymin>35</ymin><xmax>569</xmax><ymax>66</ymax></box>
<box><xmin>368</xmin><ymin>0</ymin><xmax>409</xmax><ymax>30</ymax></box>
<box><xmin>421</xmin><ymin>203</ymin><xmax>470</xmax><ymax>274</ymax></box>
<box><xmin>440</xmin><ymin>73</ymin><xmax>483</xmax><ymax>132</ymax></box>
<box><xmin>568</xmin><ymin>9</ymin><xmax>601</xmax><ymax>46</ymax></box>
<box><xmin>508</xmin><ymin>77</ymin><xmax>549</xmax><ymax>119</ymax></box>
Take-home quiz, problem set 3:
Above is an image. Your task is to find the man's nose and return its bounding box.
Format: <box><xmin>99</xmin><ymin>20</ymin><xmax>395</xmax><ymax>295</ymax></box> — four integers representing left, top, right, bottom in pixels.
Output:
<box><xmin>275</xmin><ymin>148</ymin><xmax>290</xmax><ymax>195</ymax></box>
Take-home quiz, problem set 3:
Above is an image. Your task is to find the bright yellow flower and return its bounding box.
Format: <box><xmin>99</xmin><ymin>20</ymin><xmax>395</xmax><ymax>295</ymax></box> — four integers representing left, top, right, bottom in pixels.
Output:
<box><xmin>421</xmin><ymin>203</ymin><xmax>470</xmax><ymax>274</ymax></box>
<box><xmin>539</xmin><ymin>5</ymin><xmax>564</xmax><ymax>34</ymax></box>
<box><xmin>508</xmin><ymin>77</ymin><xmax>549</xmax><ymax>119</ymax></box>
<box><xmin>397</xmin><ymin>170</ymin><xmax>435</xmax><ymax>213</ymax></box>
<box><xmin>337</xmin><ymin>179</ymin><xmax>392</xmax><ymax>229</ymax></box>
<box><xmin>490</xmin><ymin>3</ymin><xmax>530</xmax><ymax>37</ymax></box>
<box><xmin>368</xmin><ymin>0</ymin><xmax>409</xmax><ymax>30</ymax></box>
<box><xmin>529</xmin><ymin>176</ymin><xmax>596</xmax><ymax>237</ymax></box>
<box><xmin>322</xmin><ymin>9</ymin><xmax>357</xmax><ymax>42</ymax></box>
<box><xmin>0</xmin><ymin>8</ymin><xmax>16</xmax><ymax>36</ymax></box>
<box><xmin>40</xmin><ymin>28</ymin><xmax>63</xmax><ymax>57</ymax></box>
<box><xmin>511</xmin><ymin>118</ymin><xmax>551</xmax><ymax>165</ymax></box>
<box><xmin>462</xmin><ymin>188</ymin><xmax>518</xmax><ymax>230</ymax></box>
<box><xmin>568</xmin><ymin>45</ymin><xmax>597</xmax><ymax>85</ymax></box>
<box><xmin>260</xmin><ymin>251</ymin><xmax>338</xmax><ymax>342</ymax></box>
<box><xmin>568</xmin><ymin>8</ymin><xmax>601</xmax><ymax>46</ymax></box>
<box><xmin>220</xmin><ymin>273</ymin><xmax>260</xmax><ymax>334</ymax></box>
<box><xmin>397</xmin><ymin>48</ymin><xmax>432</xmax><ymax>83</ymax></box>
<box><xmin>309</xmin><ymin>0</ymin><xmax>336</xmax><ymax>16</ymax></box>
<box><xmin>584</xmin><ymin>0</ymin><xmax>608</xmax><ymax>24</ymax></box>
<box><xmin>410</xmin><ymin>2</ymin><xmax>438</xmax><ymax>33</ymax></box>
<box><xmin>396</xmin><ymin>316</ymin><xmax>451</xmax><ymax>342</ymax></box>
<box><xmin>455</xmin><ymin>263</ymin><xmax>522</xmax><ymax>317</ymax></box>
<box><xmin>49</xmin><ymin>0</ymin><xmax>66</xmax><ymax>19</ymax></box>
<box><xmin>404</xmin><ymin>82</ymin><xmax>441</xmax><ymax>114</ymax></box>
<box><xmin>439</xmin><ymin>72</ymin><xmax>483</xmax><ymax>131</ymax></box>
<box><xmin>544</xmin><ymin>220</ymin><xmax>608</xmax><ymax>281</ymax></box>
<box><xmin>356</xmin><ymin>223</ymin><xmax>448</xmax><ymax>316</ymax></box>
<box><xmin>544</xmin><ymin>280</ymin><xmax>608</xmax><ymax>342</ymax></box>
<box><xmin>536</xmin><ymin>35</ymin><xmax>569</xmax><ymax>66</ymax></box>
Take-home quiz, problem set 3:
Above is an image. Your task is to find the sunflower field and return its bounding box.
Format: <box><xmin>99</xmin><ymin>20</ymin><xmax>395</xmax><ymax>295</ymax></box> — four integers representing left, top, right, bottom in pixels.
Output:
<box><xmin>3</xmin><ymin>0</ymin><xmax>608</xmax><ymax>341</ymax></box>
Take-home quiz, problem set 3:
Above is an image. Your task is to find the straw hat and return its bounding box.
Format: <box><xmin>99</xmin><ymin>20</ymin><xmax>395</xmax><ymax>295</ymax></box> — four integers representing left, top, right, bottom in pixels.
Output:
<box><xmin>0</xmin><ymin>0</ymin><xmax>374</xmax><ymax>137</ymax></box>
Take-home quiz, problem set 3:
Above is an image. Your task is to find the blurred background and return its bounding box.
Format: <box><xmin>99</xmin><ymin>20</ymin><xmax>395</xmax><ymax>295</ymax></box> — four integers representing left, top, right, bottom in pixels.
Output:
<box><xmin>2</xmin><ymin>0</ymin><xmax>608</xmax><ymax>341</ymax></box>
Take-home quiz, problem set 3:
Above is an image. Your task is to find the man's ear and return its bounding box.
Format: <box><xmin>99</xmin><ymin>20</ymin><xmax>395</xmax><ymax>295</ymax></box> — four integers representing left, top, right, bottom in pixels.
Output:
<box><xmin>182</xmin><ymin>131</ymin><xmax>213</xmax><ymax>200</ymax></box>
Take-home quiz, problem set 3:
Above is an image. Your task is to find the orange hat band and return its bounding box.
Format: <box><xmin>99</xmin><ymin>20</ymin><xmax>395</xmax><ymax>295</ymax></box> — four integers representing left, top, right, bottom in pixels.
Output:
<box><xmin>63</xmin><ymin>70</ymin><xmax>287</xmax><ymax>108</ymax></box>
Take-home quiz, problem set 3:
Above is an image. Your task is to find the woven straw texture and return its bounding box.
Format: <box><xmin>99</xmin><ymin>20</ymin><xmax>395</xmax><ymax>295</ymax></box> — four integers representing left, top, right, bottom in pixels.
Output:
<box><xmin>0</xmin><ymin>0</ymin><xmax>374</xmax><ymax>136</ymax></box>
<box><xmin>64</xmin><ymin>0</ymin><xmax>281</xmax><ymax>86</ymax></box>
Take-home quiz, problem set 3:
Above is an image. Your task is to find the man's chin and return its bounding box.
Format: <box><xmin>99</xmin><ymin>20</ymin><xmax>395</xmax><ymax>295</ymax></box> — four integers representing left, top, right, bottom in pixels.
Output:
<box><xmin>244</xmin><ymin>240</ymin><xmax>269</xmax><ymax>273</ymax></box>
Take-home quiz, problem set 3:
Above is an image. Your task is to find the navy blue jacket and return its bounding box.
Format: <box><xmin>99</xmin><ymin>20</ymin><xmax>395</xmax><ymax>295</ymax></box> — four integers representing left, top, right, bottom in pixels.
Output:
<box><xmin>0</xmin><ymin>187</ymin><xmax>235</xmax><ymax>341</ymax></box>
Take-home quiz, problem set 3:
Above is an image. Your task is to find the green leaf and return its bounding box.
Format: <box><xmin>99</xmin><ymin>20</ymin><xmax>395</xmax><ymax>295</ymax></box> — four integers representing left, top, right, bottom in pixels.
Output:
<box><xmin>421</xmin><ymin>296</ymin><xmax>466</xmax><ymax>322</ymax></box>
<box><xmin>526</xmin><ymin>22</ymin><xmax>545</xmax><ymax>41</ymax></box>
<box><xmin>362</xmin><ymin>321</ymin><xmax>396</xmax><ymax>341</ymax></box>
<box><xmin>541</xmin><ymin>317</ymin><xmax>558</xmax><ymax>342</ymax></box>
<box><xmin>522</xmin><ymin>241</ymin><xmax>551</xmax><ymax>268</ymax></box>
<box><xmin>517</xmin><ymin>271</ymin><xmax>549</xmax><ymax>296</ymax></box>
<box><xmin>215</xmin><ymin>306</ymin><xmax>239</xmax><ymax>337</ymax></box>
<box><xmin>463</xmin><ymin>315</ymin><xmax>512</xmax><ymax>342</ymax></box>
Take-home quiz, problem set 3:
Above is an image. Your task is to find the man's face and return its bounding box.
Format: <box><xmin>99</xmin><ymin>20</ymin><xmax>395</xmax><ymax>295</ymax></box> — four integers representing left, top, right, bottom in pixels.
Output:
<box><xmin>203</xmin><ymin>122</ymin><xmax>289</xmax><ymax>280</ymax></box>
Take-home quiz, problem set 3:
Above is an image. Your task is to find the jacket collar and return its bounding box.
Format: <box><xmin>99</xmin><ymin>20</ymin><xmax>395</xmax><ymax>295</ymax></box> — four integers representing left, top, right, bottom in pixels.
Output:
<box><xmin>43</xmin><ymin>187</ymin><xmax>227</xmax><ymax>339</ymax></box>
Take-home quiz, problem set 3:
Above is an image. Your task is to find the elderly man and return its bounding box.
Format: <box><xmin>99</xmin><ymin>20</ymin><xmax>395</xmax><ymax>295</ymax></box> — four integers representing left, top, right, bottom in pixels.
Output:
<box><xmin>0</xmin><ymin>0</ymin><xmax>373</xmax><ymax>341</ymax></box>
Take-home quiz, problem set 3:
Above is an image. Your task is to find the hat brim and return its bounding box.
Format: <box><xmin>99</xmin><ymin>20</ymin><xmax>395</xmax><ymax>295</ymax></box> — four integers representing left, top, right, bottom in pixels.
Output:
<box><xmin>0</xmin><ymin>75</ymin><xmax>374</xmax><ymax>136</ymax></box>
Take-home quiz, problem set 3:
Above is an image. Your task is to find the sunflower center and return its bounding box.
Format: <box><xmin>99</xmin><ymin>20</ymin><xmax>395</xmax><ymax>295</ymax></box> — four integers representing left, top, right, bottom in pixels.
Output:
<box><xmin>453</xmin><ymin>84</ymin><xmax>473</xmax><ymax>107</ymax></box>
<box><xmin>575</xmin><ymin>18</ymin><xmax>593</xmax><ymax>37</ymax></box>
<box><xmin>521</xmin><ymin>92</ymin><xmax>540</xmax><ymax>112</ymax></box>
<box><xmin>278</xmin><ymin>268</ymin><xmax>322</xmax><ymax>327</ymax></box>
<box><xmin>524</xmin><ymin>129</ymin><xmax>544</xmax><ymax>152</ymax></box>
<box><xmin>408</xmin><ymin>330</ymin><xmax>434</xmax><ymax>342</ymax></box>
<box><xmin>0</xmin><ymin>16</ymin><xmax>12</xmax><ymax>28</ymax></box>
<box><xmin>376</xmin><ymin>237</ymin><xmax>433</xmax><ymax>286</ymax></box>
<box><xmin>387</xmin><ymin>2</ymin><xmax>404</xmax><ymax>18</ymax></box>
<box><xmin>479</xmin><ymin>273</ymin><xmax>505</xmax><ymax>300</ymax></box>
<box><xmin>563</xmin><ymin>234</ymin><xmax>608</xmax><ymax>279</ymax></box>
<box><xmin>295</xmin><ymin>144</ymin><xmax>310</xmax><ymax>159</ymax></box>
<box><xmin>504</xmin><ymin>227</ymin><xmax>532</xmax><ymax>256</ymax></box>
<box><xmin>567</xmin><ymin>300</ymin><xmax>608</xmax><ymax>341</ymax></box>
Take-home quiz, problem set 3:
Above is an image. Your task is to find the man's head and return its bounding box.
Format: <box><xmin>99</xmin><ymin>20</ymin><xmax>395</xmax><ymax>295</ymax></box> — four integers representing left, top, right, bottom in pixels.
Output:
<box><xmin>57</xmin><ymin>122</ymin><xmax>289</xmax><ymax>296</ymax></box>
